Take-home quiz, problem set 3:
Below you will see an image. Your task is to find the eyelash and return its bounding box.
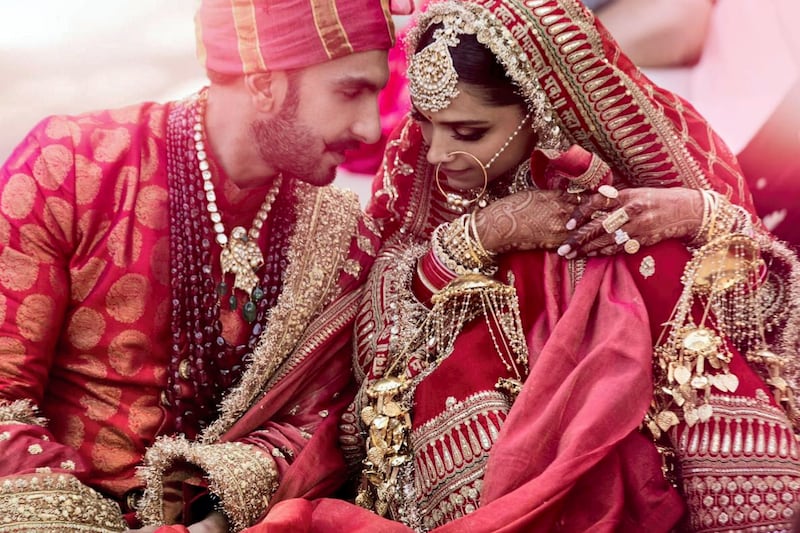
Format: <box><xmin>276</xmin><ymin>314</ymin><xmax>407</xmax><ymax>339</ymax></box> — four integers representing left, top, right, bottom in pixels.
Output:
<box><xmin>410</xmin><ymin>110</ymin><xmax>487</xmax><ymax>142</ymax></box>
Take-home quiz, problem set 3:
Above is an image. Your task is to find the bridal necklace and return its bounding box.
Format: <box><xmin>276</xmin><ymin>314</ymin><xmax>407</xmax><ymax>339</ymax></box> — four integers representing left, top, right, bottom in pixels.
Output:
<box><xmin>193</xmin><ymin>90</ymin><xmax>282</xmax><ymax>322</ymax></box>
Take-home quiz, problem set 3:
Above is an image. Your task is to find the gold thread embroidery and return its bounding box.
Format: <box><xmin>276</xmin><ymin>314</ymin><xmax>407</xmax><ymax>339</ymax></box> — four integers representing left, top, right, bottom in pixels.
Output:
<box><xmin>137</xmin><ymin>437</ymin><xmax>278</xmax><ymax>531</ymax></box>
<box><xmin>0</xmin><ymin>473</ymin><xmax>125</xmax><ymax>532</ymax></box>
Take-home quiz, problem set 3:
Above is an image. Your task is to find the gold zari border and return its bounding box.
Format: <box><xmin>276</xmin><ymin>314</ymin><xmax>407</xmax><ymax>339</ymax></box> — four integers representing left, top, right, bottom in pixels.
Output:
<box><xmin>137</xmin><ymin>437</ymin><xmax>278</xmax><ymax>531</ymax></box>
<box><xmin>0</xmin><ymin>473</ymin><xmax>125</xmax><ymax>532</ymax></box>
<box><xmin>201</xmin><ymin>184</ymin><xmax>361</xmax><ymax>443</ymax></box>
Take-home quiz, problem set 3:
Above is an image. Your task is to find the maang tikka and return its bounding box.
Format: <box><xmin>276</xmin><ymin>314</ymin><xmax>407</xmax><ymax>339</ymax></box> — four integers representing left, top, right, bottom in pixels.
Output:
<box><xmin>408</xmin><ymin>24</ymin><xmax>461</xmax><ymax>113</ymax></box>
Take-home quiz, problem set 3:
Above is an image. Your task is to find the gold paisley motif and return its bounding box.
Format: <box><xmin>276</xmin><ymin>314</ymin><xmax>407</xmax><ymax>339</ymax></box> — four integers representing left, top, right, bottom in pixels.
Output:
<box><xmin>67</xmin><ymin>307</ymin><xmax>106</xmax><ymax>351</ymax></box>
<box><xmin>108</xmin><ymin>329</ymin><xmax>150</xmax><ymax>376</ymax></box>
<box><xmin>107</xmin><ymin>218</ymin><xmax>143</xmax><ymax>267</ymax></box>
<box><xmin>16</xmin><ymin>293</ymin><xmax>54</xmax><ymax>342</ymax></box>
<box><xmin>43</xmin><ymin>196</ymin><xmax>75</xmax><ymax>243</ymax></box>
<box><xmin>68</xmin><ymin>354</ymin><xmax>108</xmax><ymax>380</ymax></box>
<box><xmin>150</xmin><ymin>236</ymin><xmax>170</xmax><ymax>287</ymax></box>
<box><xmin>134</xmin><ymin>185</ymin><xmax>168</xmax><ymax>230</ymax></box>
<box><xmin>0</xmin><ymin>246</ymin><xmax>39</xmax><ymax>292</ymax></box>
<box><xmin>106</xmin><ymin>274</ymin><xmax>150</xmax><ymax>324</ymax></box>
<box><xmin>1</xmin><ymin>173</ymin><xmax>37</xmax><ymax>219</ymax></box>
<box><xmin>0</xmin><ymin>337</ymin><xmax>26</xmax><ymax>380</ymax></box>
<box><xmin>0</xmin><ymin>293</ymin><xmax>6</xmax><ymax>326</ymax></box>
<box><xmin>61</xmin><ymin>415</ymin><xmax>86</xmax><ymax>449</ymax></box>
<box><xmin>71</xmin><ymin>258</ymin><xmax>108</xmax><ymax>303</ymax></box>
<box><xmin>91</xmin><ymin>426</ymin><xmax>137</xmax><ymax>474</ymax></box>
<box><xmin>108</xmin><ymin>104</ymin><xmax>141</xmax><ymax>124</ymax></box>
<box><xmin>91</xmin><ymin>127</ymin><xmax>131</xmax><ymax>163</ymax></box>
<box><xmin>44</xmin><ymin>116</ymin><xmax>82</xmax><ymax>145</ymax></box>
<box><xmin>75</xmin><ymin>154</ymin><xmax>103</xmax><ymax>205</ymax></box>
<box><xmin>32</xmin><ymin>144</ymin><xmax>73</xmax><ymax>190</ymax></box>
<box><xmin>20</xmin><ymin>224</ymin><xmax>54</xmax><ymax>262</ymax></box>
<box><xmin>114</xmin><ymin>166</ymin><xmax>139</xmax><ymax>213</ymax></box>
<box><xmin>141</xmin><ymin>137</ymin><xmax>160</xmax><ymax>182</ymax></box>
<box><xmin>127</xmin><ymin>395</ymin><xmax>163</xmax><ymax>438</ymax></box>
<box><xmin>81</xmin><ymin>382</ymin><xmax>122</xmax><ymax>422</ymax></box>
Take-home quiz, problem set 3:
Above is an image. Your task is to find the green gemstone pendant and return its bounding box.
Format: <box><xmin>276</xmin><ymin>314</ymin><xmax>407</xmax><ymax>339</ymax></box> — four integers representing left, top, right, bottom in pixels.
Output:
<box><xmin>228</xmin><ymin>294</ymin><xmax>238</xmax><ymax>311</ymax></box>
<box><xmin>252</xmin><ymin>287</ymin><xmax>264</xmax><ymax>302</ymax></box>
<box><xmin>243</xmin><ymin>301</ymin><xmax>257</xmax><ymax>323</ymax></box>
<box><xmin>216</xmin><ymin>281</ymin><xmax>228</xmax><ymax>297</ymax></box>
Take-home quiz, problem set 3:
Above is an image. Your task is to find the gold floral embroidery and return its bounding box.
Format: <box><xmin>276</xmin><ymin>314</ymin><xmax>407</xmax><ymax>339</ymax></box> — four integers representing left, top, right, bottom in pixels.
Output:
<box><xmin>134</xmin><ymin>185</ymin><xmax>169</xmax><ymax>230</ymax></box>
<box><xmin>80</xmin><ymin>383</ymin><xmax>122</xmax><ymax>422</ymax></box>
<box><xmin>91</xmin><ymin>427</ymin><xmax>138</xmax><ymax>474</ymax></box>
<box><xmin>44</xmin><ymin>116</ymin><xmax>82</xmax><ymax>145</ymax></box>
<box><xmin>108</xmin><ymin>329</ymin><xmax>150</xmax><ymax>377</ymax></box>
<box><xmin>0</xmin><ymin>247</ymin><xmax>39</xmax><ymax>292</ymax></box>
<box><xmin>19</xmin><ymin>224</ymin><xmax>55</xmax><ymax>262</ymax></box>
<box><xmin>0</xmin><ymin>473</ymin><xmax>125</xmax><ymax>532</ymax></box>
<box><xmin>0</xmin><ymin>340</ymin><xmax>26</xmax><ymax>381</ymax></box>
<box><xmin>32</xmin><ymin>144</ymin><xmax>73</xmax><ymax>190</ymax></box>
<box><xmin>107</xmin><ymin>218</ymin><xmax>143</xmax><ymax>267</ymax></box>
<box><xmin>1</xmin><ymin>173</ymin><xmax>36</xmax><ymax>220</ymax></box>
<box><xmin>75</xmin><ymin>154</ymin><xmax>103</xmax><ymax>206</ymax></box>
<box><xmin>138</xmin><ymin>437</ymin><xmax>278</xmax><ymax>531</ymax></box>
<box><xmin>90</xmin><ymin>127</ymin><xmax>131</xmax><ymax>164</ymax></box>
<box><xmin>67</xmin><ymin>307</ymin><xmax>106</xmax><ymax>351</ymax></box>
<box><xmin>43</xmin><ymin>196</ymin><xmax>75</xmax><ymax>244</ymax></box>
<box><xmin>105</xmin><ymin>274</ymin><xmax>151</xmax><ymax>324</ymax></box>
<box><xmin>16</xmin><ymin>294</ymin><xmax>54</xmax><ymax>342</ymax></box>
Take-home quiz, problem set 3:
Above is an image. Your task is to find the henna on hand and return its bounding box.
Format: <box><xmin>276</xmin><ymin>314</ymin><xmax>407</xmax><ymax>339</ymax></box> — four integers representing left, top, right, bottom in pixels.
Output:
<box><xmin>560</xmin><ymin>187</ymin><xmax>704</xmax><ymax>257</ymax></box>
<box><xmin>475</xmin><ymin>190</ymin><xmax>578</xmax><ymax>253</ymax></box>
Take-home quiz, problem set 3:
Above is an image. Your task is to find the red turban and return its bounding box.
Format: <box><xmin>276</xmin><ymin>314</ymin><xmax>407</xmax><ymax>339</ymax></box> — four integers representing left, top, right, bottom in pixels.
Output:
<box><xmin>195</xmin><ymin>0</ymin><xmax>397</xmax><ymax>75</ymax></box>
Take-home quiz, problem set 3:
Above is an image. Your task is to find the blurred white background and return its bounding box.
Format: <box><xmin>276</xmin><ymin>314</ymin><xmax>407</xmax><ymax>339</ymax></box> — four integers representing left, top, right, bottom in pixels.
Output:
<box><xmin>0</xmin><ymin>0</ymin><xmax>372</xmax><ymax>200</ymax></box>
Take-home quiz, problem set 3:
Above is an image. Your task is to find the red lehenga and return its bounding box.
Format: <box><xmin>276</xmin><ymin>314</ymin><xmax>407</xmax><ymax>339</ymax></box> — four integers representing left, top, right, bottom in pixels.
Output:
<box><xmin>260</xmin><ymin>0</ymin><xmax>800</xmax><ymax>531</ymax></box>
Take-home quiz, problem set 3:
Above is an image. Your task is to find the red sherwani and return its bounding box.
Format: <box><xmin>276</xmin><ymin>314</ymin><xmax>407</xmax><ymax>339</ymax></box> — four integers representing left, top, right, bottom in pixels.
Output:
<box><xmin>0</xmin><ymin>98</ymin><xmax>378</xmax><ymax>531</ymax></box>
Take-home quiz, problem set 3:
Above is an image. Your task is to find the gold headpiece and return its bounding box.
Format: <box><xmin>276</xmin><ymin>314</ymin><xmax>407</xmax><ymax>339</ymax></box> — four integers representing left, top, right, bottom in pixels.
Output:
<box><xmin>408</xmin><ymin>25</ymin><xmax>461</xmax><ymax>112</ymax></box>
<box><xmin>406</xmin><ymin>1</ymin><xmax>566</xmax><ymax>149</ymax></box>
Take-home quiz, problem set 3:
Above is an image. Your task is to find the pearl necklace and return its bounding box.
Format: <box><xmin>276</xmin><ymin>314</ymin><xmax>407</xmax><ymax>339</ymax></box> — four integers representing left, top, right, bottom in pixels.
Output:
<box><xmin>193</xmin><ymin>90</ymin><xmax>282</xmax><ymax>318</ymax></box>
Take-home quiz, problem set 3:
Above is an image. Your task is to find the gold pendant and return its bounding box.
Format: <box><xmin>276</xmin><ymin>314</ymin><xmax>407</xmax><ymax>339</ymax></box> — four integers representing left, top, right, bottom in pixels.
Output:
<box><xmin>219</xmin><ymin>226</ymin><xmax>264</xmax><ymax>295</ymax></box>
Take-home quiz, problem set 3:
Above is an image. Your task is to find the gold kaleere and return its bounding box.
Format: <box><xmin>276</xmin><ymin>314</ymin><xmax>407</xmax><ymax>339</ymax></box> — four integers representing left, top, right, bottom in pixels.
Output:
<box><xmin>649</xmin><ymin>234</ymin><xmax>766</xmax><ymax>436</ymax></box>
<box><xmin>357</xmin><ymin>270</ymin><xmax>529</xmax><ymax>519</ymax></box>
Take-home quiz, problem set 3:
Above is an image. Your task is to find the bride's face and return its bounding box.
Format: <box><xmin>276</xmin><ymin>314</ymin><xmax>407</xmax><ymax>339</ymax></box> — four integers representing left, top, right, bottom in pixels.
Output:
<box><xmin>412</xmin><ymin>83</ymin><xmax>536</xmax><ymax>191</ymax></box>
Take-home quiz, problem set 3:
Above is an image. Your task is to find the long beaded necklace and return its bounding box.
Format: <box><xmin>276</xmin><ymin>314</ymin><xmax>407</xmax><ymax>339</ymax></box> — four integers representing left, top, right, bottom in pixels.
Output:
<box><xmin>165</xmin><ymin>91</ymin><xmax>294</xmax><ymax>437</ymax></box>
<box><xmin>193</xmin><ymin>90</ymin><xmax>282</xmax><ymax>323</ymax></box>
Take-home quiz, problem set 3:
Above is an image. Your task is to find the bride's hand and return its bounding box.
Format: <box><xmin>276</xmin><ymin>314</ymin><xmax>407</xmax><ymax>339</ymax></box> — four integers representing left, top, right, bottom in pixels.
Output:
<box><xmin>474</xmin><ymin>189</ymin><xmax>580</xmax><ymax>253</ymax></box>
<box><xmin>557</xmin><ymin>187</ymin><xmax>704</xmax><ymax>258</ymax></box>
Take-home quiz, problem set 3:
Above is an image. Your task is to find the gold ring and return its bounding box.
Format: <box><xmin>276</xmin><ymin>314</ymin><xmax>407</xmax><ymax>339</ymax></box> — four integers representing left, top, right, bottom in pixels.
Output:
<box><xmin>598</xmin><ymin>184</ymin><xmax>619</xmax><ymax>199</ymax></box>
<box><xmin>624</xmin><ymin>239</ymin><xmax>641</xmax><ymax>254</ymax></box>
<box><xmin>601</xmin><ymin>207</ymin><xmax>630</xmax><ymax>234</ymax></box>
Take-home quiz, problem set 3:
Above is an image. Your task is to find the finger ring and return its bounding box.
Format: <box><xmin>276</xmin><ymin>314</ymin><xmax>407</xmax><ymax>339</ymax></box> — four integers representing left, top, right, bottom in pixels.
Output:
<box><xmin>598</xmin><ymin>184</ymin><xmax>619</xmax><ymax>199</ymax></box>
<box><xmin>602</xmin><ymin>207</ymin><xmax>630</xmax><ymax>234</ymax></box>
<box><xmin>624</xmin><ymin>239</ymin><xmax>641</xmax><ymax>254</ymax></box>
<box><xmin>590</xmin><ymin>209</ymin><xmax>608</xmax><ymax>220</ymax></box>
<box><xmin>614</xmin><ymin>229</ymin><xmax>630</xmax><ymax>245</ymax></box>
